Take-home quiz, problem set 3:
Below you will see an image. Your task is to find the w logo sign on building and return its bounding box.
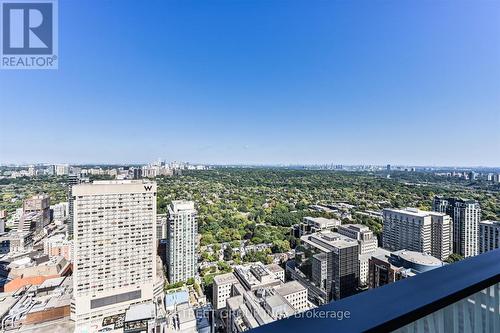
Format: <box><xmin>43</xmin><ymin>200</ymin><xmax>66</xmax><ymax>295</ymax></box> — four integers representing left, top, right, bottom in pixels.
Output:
<box><xmin>1</xmin><ymin>0</ymin><xmax>58</xmax><ymax>69</ymax></box>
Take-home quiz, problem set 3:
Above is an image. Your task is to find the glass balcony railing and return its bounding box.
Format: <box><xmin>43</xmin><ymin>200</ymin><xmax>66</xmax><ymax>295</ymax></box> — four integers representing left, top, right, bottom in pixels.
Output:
<box><xmin>252</xmin><ymin>249</ymin><xmax>500</xmax><ymax>333</ymax></box>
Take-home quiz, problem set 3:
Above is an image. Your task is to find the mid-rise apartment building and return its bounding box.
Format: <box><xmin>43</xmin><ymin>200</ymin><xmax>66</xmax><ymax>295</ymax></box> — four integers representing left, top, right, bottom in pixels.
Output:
<box><xmin>382</xmin><ymin>208</ymin><xmax>452</xmax><ymax>261</ymax></box>
<box><xmin>433</xmin><ymin>196</ymin><xmax>481</xmax><ymax>257</ymax></box>
<box><xmin>71</xmin><ymin>180</ymin><xmax>157</xmax><ymax>328</ymax></box>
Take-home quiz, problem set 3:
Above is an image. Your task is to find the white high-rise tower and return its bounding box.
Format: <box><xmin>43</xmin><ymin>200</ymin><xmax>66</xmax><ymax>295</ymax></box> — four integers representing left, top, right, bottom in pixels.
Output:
<box><xmin>166</xmin><ymin>200</ymin><xmax>198</xmax><ymax>283</ymax></box>
<box><xmin>71</xmin><ymin>180</ymin><xmax>157</xmax><ymax>327</ymax></box>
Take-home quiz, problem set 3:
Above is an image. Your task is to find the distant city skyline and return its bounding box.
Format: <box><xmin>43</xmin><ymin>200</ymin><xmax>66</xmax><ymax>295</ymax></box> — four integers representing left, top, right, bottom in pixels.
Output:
<box><xmin>1</xmin><ymin>160</ymin><xmax>500</xmax><ymax>170</ymax></box>
<box><xmin>1</xmin><ymin>0</ymin><xmax>499</xmax><ymax>166</ymax></box>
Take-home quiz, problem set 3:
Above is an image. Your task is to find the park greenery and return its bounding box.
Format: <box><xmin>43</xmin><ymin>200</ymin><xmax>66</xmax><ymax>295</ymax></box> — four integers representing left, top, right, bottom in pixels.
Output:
<box><xmin>155</xmin><ymin>169</ymin><xmax>499</xmax><ymax>246</ymax></box>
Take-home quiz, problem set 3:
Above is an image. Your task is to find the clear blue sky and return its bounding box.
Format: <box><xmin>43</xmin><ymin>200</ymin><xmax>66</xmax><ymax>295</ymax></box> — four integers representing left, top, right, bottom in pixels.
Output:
<box><xmin>1</xmin><ymin>0</ymin><xmax>499</xmax><ymax>166</ymax></box>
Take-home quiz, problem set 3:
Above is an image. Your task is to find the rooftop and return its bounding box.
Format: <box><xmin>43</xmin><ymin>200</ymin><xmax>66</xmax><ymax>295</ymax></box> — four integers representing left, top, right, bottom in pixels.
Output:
<box><xmin>266</xmin><ymin>263</ymin><xmax>284</xmax><ymax>274</ymax></box>
<box><xmin>434</xmin><ymin>196</ymin><xmax>479</xmax><ymax>205</ymax></box>
<box><xmin>275</xmin><ymin>281</ymin><xmax>306</xmax><ymax>297</ymax></box>
<box><xmin>338</xmin><ymin>224</ymin><xmax>370</xmax><ymax>232</ymax></box>
<box><xmin>213</xmin><ymin>272</ymin><xmax>238</xmax><ymax>285</ymax></box>
<box><xmin>0</xmin><ymin>231</ymin><xmax>32</xmax><ymax>241</ymax></box>
<box><xmin>393</xmin><ymin>250</ymin><xmax>444</xmax><ymax>266</ymax></box>
<box><xmin>176</xmin><ymin>302</ymin><xmax>196</xmax><ymax>324</ymax></box>
<box><xmin>303</xmin><ymin>217</ymin><xmax>340</xmax><ymax>227</ymax></box>
<box><xmin>233</xmin><ymin>263</ymin><xmax>282</xmax><ymax>290</ymax></box>
<box><xmin>169</xmin><ymin>200</ymin><xmax>196</xmax><ymax>213</ymax></box>
<box><xmin>92</xmin><ymin>180</ymin><xmax>152</xmax><ymax>185</ymax></box>
<box><xmin>480</xmin><ymin>220</ymin><xmax>500</xmax><ymax>226</ymax></box>
<box><xmin>124</xmin><ymin>302</ymin><xmax>155</xmax><ymax>322</ymax></box>
<box><xmin>37</xmin><ymin>276</ymin><xmax>66</xmax><ymax>290</ymax></box>
<box><xmin>360</xmin><ymin>247</ymin><xmax>392</xmax><ymax>261</ymax></box>
<box><xmin>383</xmin><ymin>207</ymin><xmax>447</xmax><ymax>218</ymax></box>
<box><xmin>226</xmin><ymin>295</ymin><xmax>244</xmax><ymax>311</ymax></box>
<box><xmin>300</xmin><ymin>231</ymin><xmax>358</xmax><ymax>252</ymax></box>
<box><xmin>383</xmin><ymin>207</ymin><xmax>430</xmax><ymax>217</ymax></box>
<box><xmin>165</xmin><ymin>290</ymin><xmax>189</xmax><ymax>308</ymax></box>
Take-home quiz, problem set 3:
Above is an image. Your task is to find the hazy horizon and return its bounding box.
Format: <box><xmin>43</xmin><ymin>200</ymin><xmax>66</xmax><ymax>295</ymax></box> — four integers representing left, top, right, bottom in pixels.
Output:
<box><xmin>1</xmin><ymin>160</ymin><xmax>500</xmax><ymax>169</ymax></box>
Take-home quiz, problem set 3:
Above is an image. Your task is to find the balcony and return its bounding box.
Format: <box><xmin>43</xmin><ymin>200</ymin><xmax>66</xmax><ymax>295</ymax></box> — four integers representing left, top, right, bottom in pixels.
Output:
<box><xmin>253</xmin><ymin>249</ymin><xmax>500</xmax><ymax>333</ymax></box>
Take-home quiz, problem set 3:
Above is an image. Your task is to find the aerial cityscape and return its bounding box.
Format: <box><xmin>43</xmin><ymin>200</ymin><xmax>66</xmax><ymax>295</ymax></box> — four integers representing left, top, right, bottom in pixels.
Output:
<box><xmin>0</xmin><ymin>162</ymin><xmax>498</xmax><ymax>332</ymax></box>
<box><xmin>1</xmin><ymin>0</ymin><xmax>499</xmax><ymax>333</ymax></box>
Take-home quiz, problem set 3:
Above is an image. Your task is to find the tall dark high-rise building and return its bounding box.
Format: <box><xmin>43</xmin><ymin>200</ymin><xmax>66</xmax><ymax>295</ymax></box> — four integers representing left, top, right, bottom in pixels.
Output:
<box><xmin>133</xmin><ymin>168</ymin><xmax>142</xmax><ymax>179</ymax></box>
<box><xmin>305</xmin><ymin>232</ymin><xmax>359</xmax><ymax>301</ymax></box>
<box><xmin>331</xmin><ymin>240</ymin><xmax>359</xmax><ymax>300</ymax></box>
<box><xmin>433</xmin><ymin>196</ymin><xmax>481</xmax><ymax>258</ymax></box>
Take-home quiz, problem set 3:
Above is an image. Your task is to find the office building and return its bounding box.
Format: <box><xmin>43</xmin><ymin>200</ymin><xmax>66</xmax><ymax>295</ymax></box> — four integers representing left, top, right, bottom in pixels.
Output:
<box><xmin>166</xmin><ymin>200</ymin><xmax>198</xmax><ymax>283</ymax></box>
<box><xmin>0</xmin><ymin>232</ymin><xmax>34</xmax><ymax>254</ymax></box>
<box><xmin>337</xmin><ymin>224</ymin><xmax>378</xmax><ymax>254</ymax></box>
<box><xmin>336</xmin><ymin>224</ymin><xmax>382</xmax><ymax>286</ymax></box>
<box><xmin>382</xmin><ymin>208</ymin><xmax>452</xmax><ymax>261</ymax></box>
<box><xmin>311</xmin><ymin>252</ymin><xmax>329</xmax><ymax>292</ymax></box>
<box><xmin>266</xmin><ymin>263</ymin><xmax>285</xmax><ymax>282</ymax></box>
<box><xmin>15</xmin><ymin>212</ymin><xmax>42</xmax><ymax>233</ymax></box>
<box><xmin>433</xmin><ymin>196</ymin><xmax>481</xmax><ymax>257</ymax></box>
<box><xmin>23</xmin><ymin>194</ymin><xmax>50</xmax><ymax>227</ymax></box>
<box><xmin>330</xmin><ymin>239</ymin><xmax>359</xmax><ymax>300</ymax></box>
<box><xmin>213</xmin><ymin>272</ymin><xmax>239</xmax><ymax>310</ymax></box>
<box><xmin>301</xmin><ymin>231</ymin><xmax>359</xmax><ymax>300</ymax></box>
<box><xmin>275</xmin><ymin>281</ymin><xmax>308</xmax><ymax>312</ymax></box>
<box><xmin>479</xmin><ymin>220</ymin><xmax>500</xmax><ymax>253</ymax></box>
<box><xmin>71</xmin><ymin>180</ymin><xmax>157</xmax><ymax>327</ymax></box>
